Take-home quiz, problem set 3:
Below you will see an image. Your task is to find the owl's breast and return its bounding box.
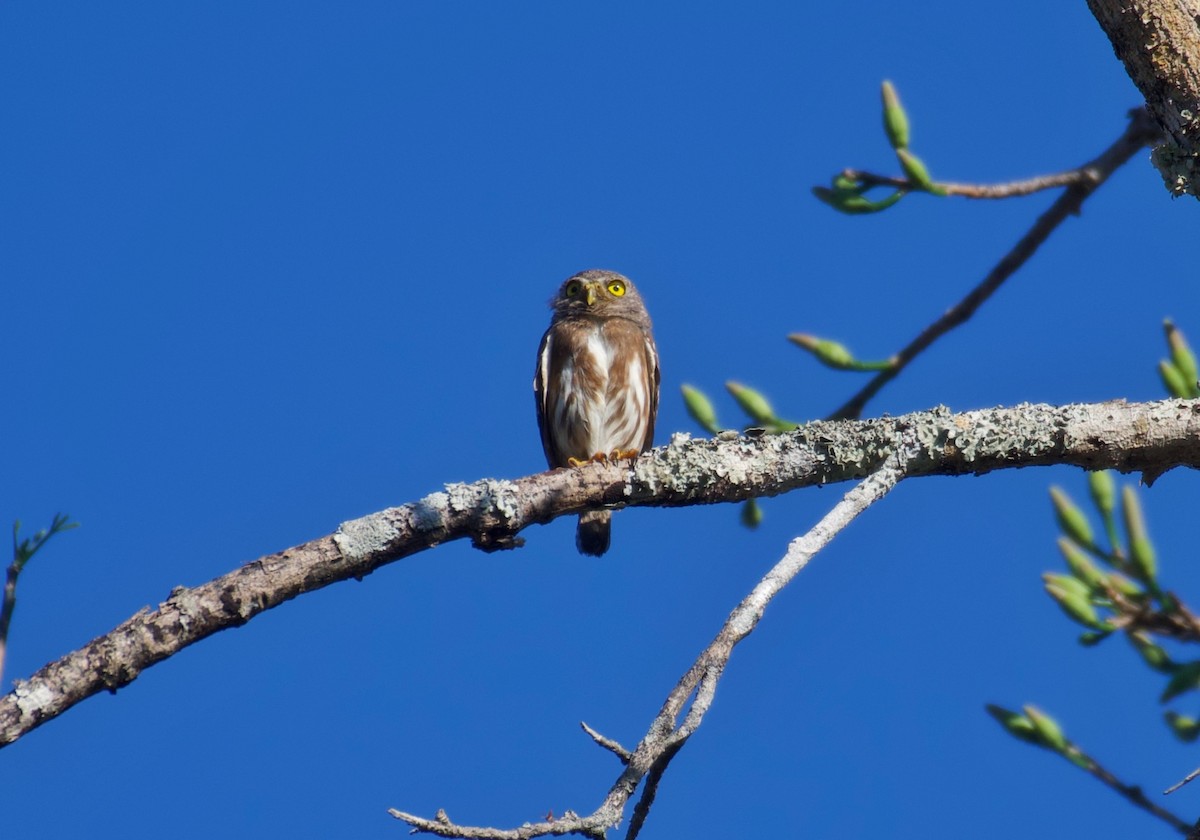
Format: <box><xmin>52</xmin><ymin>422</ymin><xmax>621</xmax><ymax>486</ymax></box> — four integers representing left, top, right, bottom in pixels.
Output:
<box><xmin>540</xmin><ymin>318</ymin><xmax>649</xmax><ymax>463</ymax></box>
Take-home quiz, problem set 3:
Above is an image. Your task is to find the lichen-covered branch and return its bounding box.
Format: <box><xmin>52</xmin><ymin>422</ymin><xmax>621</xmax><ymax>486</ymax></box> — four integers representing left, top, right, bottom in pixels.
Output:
<box><xmin>3</xmin><ymin>398</ymin><xmax>1200</xmax><ymax>748</ymax></box>
<box><xmin>1086</xmin><ymin>0</ymin><xmax>1200</xmax><ymax>196</ymax></box>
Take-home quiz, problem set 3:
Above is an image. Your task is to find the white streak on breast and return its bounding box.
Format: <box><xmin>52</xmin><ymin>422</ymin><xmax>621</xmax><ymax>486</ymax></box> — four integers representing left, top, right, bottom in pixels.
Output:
<box><xmin>585</xmin><ymin>330</ymin><xmax>611</xmax><ymax>374</ymax></box>
<box><xmin>578</xmin><ymin>329</ymin><xmax>611</xmax><ymax>455</ymax></box>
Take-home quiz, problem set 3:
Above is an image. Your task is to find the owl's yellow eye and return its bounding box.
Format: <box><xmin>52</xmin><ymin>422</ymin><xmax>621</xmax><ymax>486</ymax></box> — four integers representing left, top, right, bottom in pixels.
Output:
<box><xmin>564</xmin><ymin>281</ymin><xmax>582</xmax><ymax>297</ymax></box>
<box><xmin>607</xmin><ymin>280</ymin><xmax>626</xmax><ymax>297</ymax></box>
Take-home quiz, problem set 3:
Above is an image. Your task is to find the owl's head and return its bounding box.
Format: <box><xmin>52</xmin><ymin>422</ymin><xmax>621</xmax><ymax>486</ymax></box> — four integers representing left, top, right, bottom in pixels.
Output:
<box><xmin>549</xmin><ymin>269</ymin><xmax>651</xmax><ymax>326</ymax></box>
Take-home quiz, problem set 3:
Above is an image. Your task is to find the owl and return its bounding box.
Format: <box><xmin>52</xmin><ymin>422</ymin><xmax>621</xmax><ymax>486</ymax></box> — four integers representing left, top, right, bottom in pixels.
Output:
<box><xmin>534</xmin><ymin>269</ymin><xmax>661</xmax><ymax>556</ymax></box>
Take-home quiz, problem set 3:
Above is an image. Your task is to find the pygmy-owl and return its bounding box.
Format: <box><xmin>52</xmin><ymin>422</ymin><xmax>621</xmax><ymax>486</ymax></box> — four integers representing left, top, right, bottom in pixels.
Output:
<box><xmin>534</xmin><ymin>269</ymin><xmax>661</xmax><ymax>556</ymax></box>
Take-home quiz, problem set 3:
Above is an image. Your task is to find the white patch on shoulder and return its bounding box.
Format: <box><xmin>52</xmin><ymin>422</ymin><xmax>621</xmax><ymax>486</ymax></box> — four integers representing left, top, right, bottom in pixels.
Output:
<box><xmin>538</xmin><ymin>334</ymin><xmax>552</xmax><ymax>400</ymax></box>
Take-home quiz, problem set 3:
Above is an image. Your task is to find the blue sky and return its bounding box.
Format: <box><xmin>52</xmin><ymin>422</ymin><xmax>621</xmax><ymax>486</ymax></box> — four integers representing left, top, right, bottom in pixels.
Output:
<box><xmin>4</xmin><ymin>3</ymin><xmax>1200</xmax><ymax>838</ymax></box>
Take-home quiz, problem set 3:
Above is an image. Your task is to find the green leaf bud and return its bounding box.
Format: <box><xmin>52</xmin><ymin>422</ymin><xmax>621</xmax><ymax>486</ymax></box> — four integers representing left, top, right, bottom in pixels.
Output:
<box><xmin>1165</xmin><ymin>320</ymin><xmax>1199</xmax><ymax>394</ymax></box>
<box><xmin>1057</xmin><ymin>537</ymin><xmax>1107</xmax><ymax>590</ymax></box>
<box><xmin>740</xmin><ymin>498</ymin><xmax>763</xmax><ymax>529</ymax></box>
<box><xmin>681</xmin><ymin>384</ymin><xmax>721</xmax><ymax>434</ymax></box>
<box><xmin>1165</xmin><ymin>712</ymin><xmax>1200</xmax><ymax>743</ymax></box>
<box><xmin>1049</xmin><ymin>487</ymin><xmax>1094</xmax><ymax>550</ymax></box>
<box><xmin>788</xmin><ymin>333</ymin><xmax>855</xmax><ymax>369</ymax></box>
<box><xmin>1077</xmin><ymin>630</ymin><xmax>1112</xmax><ymax>646</ymax></box>
<box><xmin>1043</xmin><ymin>573</ymin><xmax>1106</xmax><ymax>629</ymax></box>
<box><xmin>984</xmin><ymin>704</ymin><xmax>1040</xmax><ymax>744</ymax></box>
<box><xmin>725</xmin><ymin>381</ymin><xmax>776</xmax><ymax>425</ymax></box>
<box><xmin>832</xmin><ymin>173</ymin><xmax>866</xmax><ymax>194</ymax></box>
<box><xmin>1044</xmin><ymin>572</ymin><xmax>1092</xmax><ymax>601</ymax></box>
<box><xmin>812</xmin><ymin>186</ymin><xmax>904</xmax><ymax>214</ymax></box>
<box><xmin>894</xmin><ymin>147</ymin><xmax>935</xmax><ymax>191</ymax></box>
<box><xmin>1087</xmin><ymin>470</ymin><xmax>1116</xmax><ymax>518</ymax></box>
<box><xmin>1121</xmin><ymin>486</ymin><xmax>1157</xmax><ymax>585</ymax></box>
<box><xmin>1023</xmin><ymin>705</ymin><xmax>1067</xmax><ymax>752</ymax></box>
<box><xmin>1159</xmin><ymin>359</ymin><xmax>1191</xmax><ymax>399</ymax></box>
<box><xmin>1161</xmin><ymin>661</ymin><xmax>1200</xmax><ymax>703</ymax></box>
<box><xmin>880</xmin><ymin>80</ymin><xmax>910</xmax><ymax>149</ymax></box>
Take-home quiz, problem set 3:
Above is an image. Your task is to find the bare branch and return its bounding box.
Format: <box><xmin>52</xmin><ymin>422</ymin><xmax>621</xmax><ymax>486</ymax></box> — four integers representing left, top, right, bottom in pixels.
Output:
<box><xmin>4</xmin><ymin>398</ymin><xmax>1200</xmax><ymax>748</ymax></box>
<box><xmin>839</xmin><ymin>168</ymin><xmax>1089</xmax><ymax>199</ymax></box>
<box><xmin>829</xmin><ymin>109</ymin><xmax>1161</xmax><ymax>420</ymax></box>
<box><xmin>391</xmin><ymin>441</ymin><xmax>912</xmax><ymax>839</ymax></box>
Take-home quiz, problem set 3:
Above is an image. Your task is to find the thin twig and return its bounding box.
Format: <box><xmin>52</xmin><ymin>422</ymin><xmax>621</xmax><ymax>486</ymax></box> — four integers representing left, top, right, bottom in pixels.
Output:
<box><xmin>1167</xmin><ymin>765</ymin><xmax>1200</xmax><ymax>795</ymax></box>
<box><xmin>580</xmin><ymin>721</ymin><xmax>631</xmax><ymax>763</ymax></box>
<box><xmin>829</xmin><ymin>108</ymin><xmax>1162</xmax><ymax>420</ymax></box>
<box><xmin>1064</xmin><ymin>743</ymin><xmax>1192</xmax><ymax>835</ymax></box>
<box><xmin>1101</xmin><ymin>587</ymin><xmax>1200</xmax><ymax>642</ymax></box>
<box><xmin>840</xmin><ymin>168</ymin><xmax>1087</xmax><ymax>198</ymax></box>
<box><xmin>389</xmin><ymin>436</ymin><xmax>914</xmax><ymax>839</ymax></box>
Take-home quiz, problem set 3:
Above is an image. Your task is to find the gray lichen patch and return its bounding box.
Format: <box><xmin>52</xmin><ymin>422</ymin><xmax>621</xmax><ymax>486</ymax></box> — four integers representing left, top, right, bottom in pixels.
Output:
<box><xmin>334</xmin><ymin>507</ymin><xmax>407</xmax><ymax>560</ymax></box>
<box><xmin>13</xmin><ymin>680</ymin><xmax>55</xmax><ymax>717</ymax></box>
<box><xmin>443</xmin><ymin>483</ymin><xmax>478</xmax><ymax>512</ymax></box>
<box><xmin>474</xmin><ymin>478</ymin><xmax>521</xmax><ymax>524</ymax></box>
<box><xmin>630</xmin><ymin>434</ymin><xmax>713</xmax><ymax>498</ymax></box>
<box><xmin>436</xmin><ymin>479</ymin><xmax>523</xmax><ymax>525</ymax></box>
<box><xmin>788</xmin><ymin>418</ymin><xmax>894</xmax><ymax>479</ymax></box>
<box><xmin>164</xmin><ymin>587</ymin><xmax>206</xmax><ymax>630</ymax></box>
<box><xmin>410</xmin><ymin>493</ymin><xmax>449</xmax><ymax>531</ymax></box>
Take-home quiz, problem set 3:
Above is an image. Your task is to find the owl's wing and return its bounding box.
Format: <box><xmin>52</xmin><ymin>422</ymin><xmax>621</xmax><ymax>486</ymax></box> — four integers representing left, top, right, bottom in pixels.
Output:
<box><xmin>642</xmin><ymin>333</ymin><xmax>661</xmax><ymax>452</ymax></box>
<box><xmin>533</xmin><ymin>327</ymin><xmax>556</xmax><ymax>465</ymax></box>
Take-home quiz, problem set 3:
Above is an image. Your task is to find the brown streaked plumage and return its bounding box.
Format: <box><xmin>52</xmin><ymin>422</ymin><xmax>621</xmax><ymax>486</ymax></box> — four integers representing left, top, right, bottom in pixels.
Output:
<box><xmin>534</xmin><ymin>269</ymin><xmax>660</xmax><ymax>556</ymax></box>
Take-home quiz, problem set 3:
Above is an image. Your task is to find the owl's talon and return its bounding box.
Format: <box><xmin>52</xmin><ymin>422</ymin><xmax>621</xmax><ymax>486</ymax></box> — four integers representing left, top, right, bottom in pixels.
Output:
<box><xmin>567</xmin><ymin>453</ymin><xmax>620</xmax><ymax>467</ymax></box>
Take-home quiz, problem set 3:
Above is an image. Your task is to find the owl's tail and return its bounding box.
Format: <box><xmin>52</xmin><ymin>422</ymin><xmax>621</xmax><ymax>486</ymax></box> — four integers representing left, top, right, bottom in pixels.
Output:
<box><xmin>576</xmin><ymin>511</ymin><xmax>611</xmax><ymax>556</ymax></box>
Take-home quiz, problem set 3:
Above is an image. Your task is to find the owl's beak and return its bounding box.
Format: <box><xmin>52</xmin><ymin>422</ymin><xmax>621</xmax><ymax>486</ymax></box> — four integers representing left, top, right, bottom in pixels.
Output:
<box><xmin>584</xmin><ymin>283</ymin><xmax>598</xmax><ymax>306</ymax></box>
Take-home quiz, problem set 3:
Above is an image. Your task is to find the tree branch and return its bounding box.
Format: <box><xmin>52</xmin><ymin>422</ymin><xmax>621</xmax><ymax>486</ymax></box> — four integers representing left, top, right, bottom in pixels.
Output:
<box><xmin>838</xmin><ymin>167</ymin><xmax>1089</xmax><ymax>199</ymax></box>
<box><xmin>828</xmin><ymin>108</ymin><xmax>1161</xmax><ymax>420</ymax></box>
<box><xmin>1087</xmin><ymin>0</ymin><xmax>1200</xmax><ymax>197</ymax></box>
<box><xmin>391</xmin><ymin>443</ymin><xmax>912</xmax><ymax>839</ymax></box>
<box><xmin>1065</xmin><ymin>741</ymin><xmax>1193</xmax><ymax>834</ymax></box>
<box><xmin>3</xmin><ymin>398</ymin><xmax>1200</xmax><ymax>748</ymax></box>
